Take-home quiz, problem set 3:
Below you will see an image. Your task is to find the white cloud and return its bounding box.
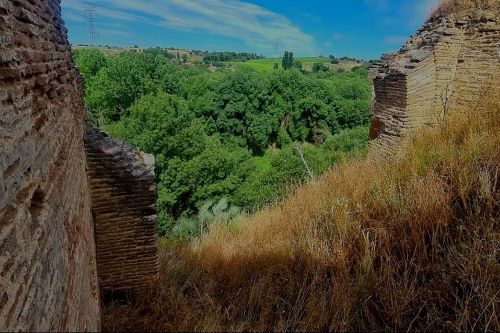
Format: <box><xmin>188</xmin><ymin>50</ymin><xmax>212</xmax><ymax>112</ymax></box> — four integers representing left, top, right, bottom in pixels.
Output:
<box><xmin>61</xmin><ymin>0</ymin><xmax>317</xmax><ymax>54</ymax></box>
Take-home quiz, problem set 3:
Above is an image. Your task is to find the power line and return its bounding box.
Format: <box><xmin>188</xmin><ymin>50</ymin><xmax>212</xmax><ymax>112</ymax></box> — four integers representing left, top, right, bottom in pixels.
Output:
<box><xmin>83</xmin><ymin>6</ymin><xmax>99</xmax><ymax>45</ymax></box>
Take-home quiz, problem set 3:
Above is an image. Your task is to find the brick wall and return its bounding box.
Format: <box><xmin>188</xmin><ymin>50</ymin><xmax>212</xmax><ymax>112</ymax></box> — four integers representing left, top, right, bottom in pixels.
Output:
<box><xmin>0</xmin><ymin>0</ymin><xmax>100</xmax><ymax>331</ymax></box>
<box><xmin>369</xmin><ymin>10</ymin><xmax>499</xmax><ymax>158</ymax></box>
<box><xmin>84</xmin><ymin>127</ymin><xmax>159</xmax><ymax>294</ymax></box>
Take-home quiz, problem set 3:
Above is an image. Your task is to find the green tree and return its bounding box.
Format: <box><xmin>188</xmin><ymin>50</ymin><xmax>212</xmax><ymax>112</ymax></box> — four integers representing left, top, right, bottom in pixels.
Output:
<box><xmin>293</xmin><ymin>60</ymin><xmax>303</xmax><ymax>70</ymax></box>
<box><xmin>73</xmin><ymin>48</ymin><xmax>107</xmax><ymax>82</ymax></box>
<box><xmin>144</xmin><ymin>47</ymin><xmax>174</xmax><ymax>60</ymax></box>
<box><xmin>282</xmin><ymin>51</ymin><xmax>294</xmax><ymax>70</ymax></box>
<box><xmin>277</xmin><ymin>127</ymin><xmax>292</xmax><ymax>148</ymax></box>
<box><xmin>84</xmin><ymin>52</ymin><xmax>166</xmax><ymax>122</ymax></box>
<box><xmin>212</xmin><ymin>70</ymin><xmax>275</xmax><ymax>152</ymax></box>
<box><xmin>312</xmin><ymin>62</ymin><xmax>329</xmax><ymax>72</ymax></box>
<box><xmin>109</xmin><ymin>92</ymin><xmax>201</xmax><ymax>156</ymax></box>
<box><xmin>77</xmin><ymin>49</ymin><xmax>372</xmax><ymax>238</ymax></box>
<box><xmin>329</xmin><ymin>55</ymin><xmax>340</xmax><ymax>64</ymax></box>
<box><xmin>158</xmin><ymin>137</ymin><xmax>250</xmax><ymax>218</ymax></box>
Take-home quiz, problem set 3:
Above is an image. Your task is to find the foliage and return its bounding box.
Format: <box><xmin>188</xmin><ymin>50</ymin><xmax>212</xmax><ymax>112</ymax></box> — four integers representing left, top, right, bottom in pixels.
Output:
<box><xmin>282</xmin><ymin>50</ymin><xmax>294</xmax><ymax>70</ymax></box>
<box><xmin>75</xmin><ymin>48</ymin><xmax>371</xmax><ymax>238</ymax></box>
<box><xmin>292</xmin><ymin>60</ymin><xmax>303</xmax><ymax>70</ymax></box>
<box><xmin>73</xmin><ymin>48</ymin><xmax>107</xmax><ymax>82</ymax></box>
<box><xmin>329</xmin><ymin>54</ymin><xmax>362</xmax><ymax>63</ymax></box>
<box><xmin>323</xmin><ymin>126</ymin><xmax>369</xmax><ymax>153</ymax></box>
<box><xmin>83</xmin><ymin>51</ymin><xmax>168</xmax><ymax>121</ymax></box>
<box><xmin>144</xmin><ymin>47</ymin><xmax>175</xmax><ymax>60</ymax></box>
<box><xmin>312</xmin><ymin>62</ymin><xmax>329</xmax><ymax>72</ymax></box>
<box><xmin>202</xmin><ymin>51</ymin><xmax>264</xmax><ymax>65</ymax></box>
<box><xmin>230</xmin><ymin>57</ymin><xmax>333</xmax><ymax>73</ymax></box>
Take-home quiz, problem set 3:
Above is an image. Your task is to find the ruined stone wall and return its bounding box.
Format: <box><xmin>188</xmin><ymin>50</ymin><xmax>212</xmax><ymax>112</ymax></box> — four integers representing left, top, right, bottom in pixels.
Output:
<box><xmin>0</xmin><ymin>0</ymin><xmax>100</xmax><ymax>331</ymax></box>
<box><xmin>84</xmin><ymin>128</ymin><xmax>159</xmax><ymax>294</ymax></box>
<box><xmin>369</xmin><ymin>10</ymin><xmax>499</xmax><ymax>157</ymax></box>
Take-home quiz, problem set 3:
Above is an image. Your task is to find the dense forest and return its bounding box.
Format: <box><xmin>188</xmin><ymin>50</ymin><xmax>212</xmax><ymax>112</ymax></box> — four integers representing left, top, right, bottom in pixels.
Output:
<box><xmin>74</xmin><ymin>48</ymin><xmax>371</xmax><ymax>239</ymax></box>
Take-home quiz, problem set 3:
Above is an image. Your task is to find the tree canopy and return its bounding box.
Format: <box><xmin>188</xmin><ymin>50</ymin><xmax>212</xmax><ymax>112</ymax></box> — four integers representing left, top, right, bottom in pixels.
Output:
<box><xmin>74</xmin><ymin>48</ymin><xmax>371</xmax><ymax>238</ymax></box>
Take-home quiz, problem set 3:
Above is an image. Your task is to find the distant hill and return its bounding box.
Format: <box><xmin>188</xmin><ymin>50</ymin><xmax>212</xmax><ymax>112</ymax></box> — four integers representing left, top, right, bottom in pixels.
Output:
<box><xmin>72</xmin><ymin>45</ymin><xmax>204</xmax><ymax>63</ymax></box>
<box><xmin>228</xmin><ymin>57</ymin><xmax>364</xmax><ymax>73</ymax></box>
<box><xmin>71</xmin><ymin>44</ymin><xmax>365</xmax><ymax>72</ymax></box>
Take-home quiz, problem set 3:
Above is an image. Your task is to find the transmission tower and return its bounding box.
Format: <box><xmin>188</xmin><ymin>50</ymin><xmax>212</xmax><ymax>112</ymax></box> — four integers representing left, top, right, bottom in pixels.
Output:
<box><xmin>83</xmin><ymin>6</ymin><xmax>98</xmax><ymax>45</ymax></box>
<box><xmin>275</xmin><ymin>39</ymin><xmax>279</xmax><ymax>57</ymax></box>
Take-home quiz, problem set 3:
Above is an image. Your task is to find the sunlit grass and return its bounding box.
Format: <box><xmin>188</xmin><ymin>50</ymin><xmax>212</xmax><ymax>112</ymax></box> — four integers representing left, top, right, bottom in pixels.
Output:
<box><xmin>229</xmin><ymin>57</ymin><xmax>336</xmax><ymax>72</ymax></box>
<box><xmin>104</xmin><ymin>93</ymin><xmax>500</xmax><ymax>331</ymax></box>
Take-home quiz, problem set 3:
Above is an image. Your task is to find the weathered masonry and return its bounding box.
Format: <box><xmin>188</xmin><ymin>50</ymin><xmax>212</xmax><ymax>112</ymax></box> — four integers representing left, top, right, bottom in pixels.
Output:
<box><xmin>0</xmin><ymin>0</ymin><xmax>159</xmax><ymax>331</ymax></box>
<box><xmin>369</xmin><ymin>9</ymin><xmax>500</xmax><ymax>157</ymax></box>
<box><xmin>85</xmin><ymin>128</ymin><xmax>159</xmax><ymax>294</ymax></box>
<box><xmin>0</xmin><ymin>0</ymin><xmax>99</xmax><ymax>330</ymax></box>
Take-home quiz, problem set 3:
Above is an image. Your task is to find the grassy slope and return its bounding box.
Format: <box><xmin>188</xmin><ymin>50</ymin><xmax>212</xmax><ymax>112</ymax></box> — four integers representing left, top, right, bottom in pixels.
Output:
<box><xmin>72</xmin><ymin>45</ymin><xmax>204</xmax><ymax>62</ymax></box>
<box><xmin>104</xmin><ymin>94</ymin><xmax>499</xmax><ymax>331</ymax></box>
<box><xmin>230</xmin><ymin>57</ymin><xmax>361</xmax><ymax>72</ymax></box>
<box><xmin>72</xmin><ymin>45</ymin><xmax>143</xmax><ymax>56</ymax></box>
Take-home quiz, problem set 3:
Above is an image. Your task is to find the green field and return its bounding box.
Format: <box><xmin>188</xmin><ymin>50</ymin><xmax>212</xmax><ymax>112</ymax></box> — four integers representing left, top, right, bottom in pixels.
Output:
<box><xmin>72</xmin><ymin>46</ymin><xmax>363</xmax><ymax>73</ymax></box>
<box><xmin>228</xmin><ymin>57</ymin><xmax>361</xmax><ymax>72</ymax></box>
<box><xmin>228</xmin><ymin>57</ymin><xmax>326</xmax><ymax>72</ymax></box>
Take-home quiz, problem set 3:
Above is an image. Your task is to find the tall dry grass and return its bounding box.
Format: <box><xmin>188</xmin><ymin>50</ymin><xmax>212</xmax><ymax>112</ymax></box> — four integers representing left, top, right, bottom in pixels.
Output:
<box><xmin>103</xmin><ymin>95</ymin><xmax>499</xmax><ymax>331</ymax></box>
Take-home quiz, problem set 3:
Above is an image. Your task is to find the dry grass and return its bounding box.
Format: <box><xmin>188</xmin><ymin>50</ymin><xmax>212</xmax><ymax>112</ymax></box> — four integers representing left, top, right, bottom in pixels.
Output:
<box><xmin>103</xmin><ymin>95</ymin><xmax>500</xmax><ymax>331</ymax></box>
<box><xmin>431</xmin><ymin>0</ymin><xmax>499</xmax><ymax>18</ymax></box>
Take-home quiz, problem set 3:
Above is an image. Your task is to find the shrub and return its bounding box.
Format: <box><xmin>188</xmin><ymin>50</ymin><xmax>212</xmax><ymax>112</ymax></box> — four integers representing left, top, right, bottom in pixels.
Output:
<box><xmin>312</xmin><ymin>62</ymin><xmax>329</xmax><ymax>72</ymax></box>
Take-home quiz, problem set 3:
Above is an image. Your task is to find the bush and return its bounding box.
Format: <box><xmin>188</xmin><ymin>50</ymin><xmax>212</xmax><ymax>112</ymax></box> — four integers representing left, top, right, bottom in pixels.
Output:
<box><xmin>323</xmin><ymin>126</ymin><xmax>369</xmax><ymax>153</ymax></box>
<box><xmin>312</xmin><ymin>62</ymin><xmax>329</xmax><ymax>72</ymax></box>
<box><xmin>276</xmin><ymin>127</ymin><xmax>293</xmax><ymax>148</ymax></box>
<box><xmin>74</xmin><ymin>48</ymin><xmax>107</xmax><ymax>82</ymax></box>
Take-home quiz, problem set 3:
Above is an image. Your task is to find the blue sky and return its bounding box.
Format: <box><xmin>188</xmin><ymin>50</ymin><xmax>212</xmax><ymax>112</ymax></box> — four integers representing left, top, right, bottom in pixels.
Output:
<box><xmin>61</xmin><ymin>0</ymin><xmax>439</xmax><ymax>60</ymax></box>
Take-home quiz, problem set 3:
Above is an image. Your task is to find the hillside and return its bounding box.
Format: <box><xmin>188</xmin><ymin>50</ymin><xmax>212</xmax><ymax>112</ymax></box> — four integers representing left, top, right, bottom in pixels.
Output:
<box><xmin>102</xmin><ymin>1</ymin><xmax>500</xmax><ymax>331</ymax></box>
<box><xmin>1</xmin><ymin>0</ymin><xmax>498</xmax><ymax>331</ymax></box>
<box><xmin>72</xmin><ymin>45</ymin><xmax>203</xmax><ymax>62</ymax></box>
<box><xmin>229</xmin><ymin>57</ymin><xmax>363</xmax><ymax>73</ymax></box>
<box><xmin>104</xmin><ymin>84</ymin><xmax>499</xmax><ymax>333</ymax></box>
